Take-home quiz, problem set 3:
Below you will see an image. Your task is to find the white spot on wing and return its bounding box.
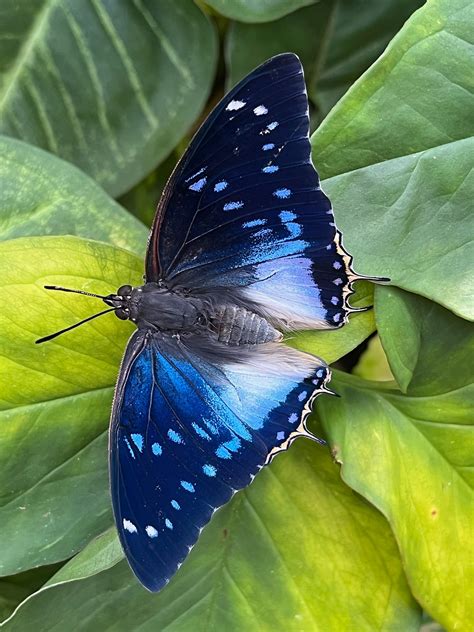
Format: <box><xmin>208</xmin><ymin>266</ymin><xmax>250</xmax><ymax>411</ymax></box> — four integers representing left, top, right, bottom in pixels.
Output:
<box><xmin>254</xmin><ymin>105</ymin><xmax>268</xmax><ymax>116</ymax></box>
<box><xmin>145</xmin><ymin>525</ymin><xmax>158</xmax><ymax>538</ymax></box>
<box><xmin>123</xmin><ymin>519</ymin><xmax>137</xmax><ymax>534</ymax></box>
<box><xmin>226</xmin><ymin>99</ymin><xmax>246</xmax><ymax>111</ymax></box>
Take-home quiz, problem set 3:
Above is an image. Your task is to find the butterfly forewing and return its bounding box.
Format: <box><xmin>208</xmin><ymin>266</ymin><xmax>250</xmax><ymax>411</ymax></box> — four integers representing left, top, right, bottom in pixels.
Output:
<box><xmin>146</xmin><ymin>53</ymin><xmax>355</xmax><ymax>330</ymax></box>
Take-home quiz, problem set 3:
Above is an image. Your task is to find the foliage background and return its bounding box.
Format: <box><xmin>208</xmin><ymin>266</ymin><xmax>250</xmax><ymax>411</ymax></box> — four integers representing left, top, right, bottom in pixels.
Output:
<box><xmin>0</xmin><ymin>0</ymin><xmax>472</xmax><ymax>630</ymax></box>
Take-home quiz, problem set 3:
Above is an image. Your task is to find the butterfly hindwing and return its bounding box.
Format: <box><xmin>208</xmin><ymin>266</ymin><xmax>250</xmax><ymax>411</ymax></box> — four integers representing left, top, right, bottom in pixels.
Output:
<box><xmin>146</xmin><ymin>53</ymin><xmax>356</xmax><ymax>330</ymax></box>
<box><xmin>110</xmin><ymin>331</ymin><xmax>329</xmax><ymax>591</ymax></box>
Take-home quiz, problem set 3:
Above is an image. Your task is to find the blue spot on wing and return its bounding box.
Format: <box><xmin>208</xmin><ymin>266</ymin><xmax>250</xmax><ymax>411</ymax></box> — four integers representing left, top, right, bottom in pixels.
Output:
<box><xmin>180</xmin><ymin>480</ymin><xmax>195</xmax><ymax>493</ymax></box>
<box><xmin>151</xmin><ymin>442</ymin><xmax>162</xmax><ymax>456</ymax></box>
<box><xmin>214</xmin><ymin>180</ymin><xmax>228</xmax><ymax>192</ymax></box>
<box><xmin>168</xmin><ymin>429</ymin><xmax>184</xmax><ymax>444</ymax></box>
<box><xmin>130</xmin><ymin>434</ymin><xmax>143</xmax><ymax>452</ymax></box>
<box><xmin>223</xmin><ymin>201</ymin><xmax>244</xmax><ymax>211</ymax></box>
<box><xmin>203</xmin><ymin>464</ymin><xmax>217</xmax><ymax>477</ymax></box>
<box><xmin>273</xmin><ymin>187</ymin><xmax>292</xmax><ymax>199</ymax></box>
<box><xmin>189</xmin><ymin>177</ymin><xmax>207</xmax><ymax>192</ymax></box>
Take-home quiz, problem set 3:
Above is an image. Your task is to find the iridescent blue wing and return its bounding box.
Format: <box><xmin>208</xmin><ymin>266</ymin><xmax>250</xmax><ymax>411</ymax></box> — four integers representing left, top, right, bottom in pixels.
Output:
<box><xmin>146</xmin><ymin>53</ymin><xmax>360</xmax><ymax>330</ymax></box>
<box><xmin>110</xmin><ymin>330</ymin><xmax>329</xmax><ymax>591</ymax></box>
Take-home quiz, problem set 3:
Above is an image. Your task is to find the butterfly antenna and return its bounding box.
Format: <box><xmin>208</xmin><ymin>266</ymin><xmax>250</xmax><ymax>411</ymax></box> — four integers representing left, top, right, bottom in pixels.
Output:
<box><xmin>35</xmin><ymin>307</ymin><xmax>116</xmax><ymax>344</ymax></box>
<box><xmin>43</xmin><ymin>285</ymin><xmax>114</xmax><ymax>301</ymax></box>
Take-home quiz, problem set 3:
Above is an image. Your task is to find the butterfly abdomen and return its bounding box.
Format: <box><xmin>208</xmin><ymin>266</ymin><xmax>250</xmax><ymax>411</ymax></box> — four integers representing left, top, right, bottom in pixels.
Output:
<box><xmin>212</xmin><ymin>305</ymin><xmax>281</xmax><ymax>346</ymax></box>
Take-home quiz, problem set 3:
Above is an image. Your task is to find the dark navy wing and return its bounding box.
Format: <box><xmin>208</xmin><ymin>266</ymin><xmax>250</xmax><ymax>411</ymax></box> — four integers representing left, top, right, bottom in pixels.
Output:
<box><xmin>109</xmin><ymin>330</ymin><xmax>329</xmax><ymax>591</ymax></box>
<box><xmin>145</xmin><ymin>53</ymin><xmax>357</xmax><ymax>330</ymax></box>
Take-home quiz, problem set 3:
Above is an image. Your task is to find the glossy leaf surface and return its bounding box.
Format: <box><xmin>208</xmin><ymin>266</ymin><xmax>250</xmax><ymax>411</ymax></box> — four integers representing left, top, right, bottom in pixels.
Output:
<box><xmin>0</xmin><ymin>0</ymin><xmax>217</xmax><ymax>196</ymax></box>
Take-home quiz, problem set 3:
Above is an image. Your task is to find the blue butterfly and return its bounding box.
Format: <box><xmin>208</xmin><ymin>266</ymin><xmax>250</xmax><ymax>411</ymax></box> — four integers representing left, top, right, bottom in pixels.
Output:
<box><xmin>37</xmin><ymin>54</ymin><xmax>386</xmax><ymax>591</ymax></box>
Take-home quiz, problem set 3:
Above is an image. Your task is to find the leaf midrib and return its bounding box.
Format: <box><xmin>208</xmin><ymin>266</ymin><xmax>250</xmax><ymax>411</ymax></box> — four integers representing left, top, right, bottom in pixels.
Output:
<box><xmin>0</xmin><ymin>0</ymin><xmax>57</xmax><ymax>116</ymax></box>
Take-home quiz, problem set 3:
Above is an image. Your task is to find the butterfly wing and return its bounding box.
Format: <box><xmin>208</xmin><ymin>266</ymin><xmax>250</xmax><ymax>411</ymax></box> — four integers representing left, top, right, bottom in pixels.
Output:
<box><xmin>146</xmin><ymin>53</ymin><xmax>357</xmax><ymax>330</ymax></box>
<box><xmin>110</xmin><ymin>331</ymin><xmax>329</xmax><ymax>591</ymax></box>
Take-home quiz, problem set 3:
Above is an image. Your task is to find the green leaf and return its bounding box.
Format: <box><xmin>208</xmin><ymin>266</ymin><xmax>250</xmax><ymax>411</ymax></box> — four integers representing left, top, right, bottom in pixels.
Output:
<box><xmin>0</xmin><ymin>564</ymin><xmax>62</xmax><ymax>622</ymax></box>
<box><xmin>0</xmin><ymin>0</ymin><xmax>217</xmax><ymax>196</ymax></box>
<box><xmin>309</xmin><ymin>0</ymin><xmax>425</xmax><ymax>119</ymax></box>
<box><xmin>3</xmin><ymin>443</ymin><xmax>421</xmax><ymax>631</ymax></box>
<box><xmin>313</xmin><ymin>0</ymin><xmax>474</xmax><ymax>179</ymax></box>
<box><xmin>226</xmin><ymin>0</ymin><xmax>423</xmax><ymax>120</ymax></box>
<box><xmin>353</xmin><ymin>335</ymin><xmax>394</xmax><ymax>382</ymax></box>
<box><xmin>205</xmin><ymin>0</ymin><xmax>316</xmax><ymax>23</ymax></box>
<box><xmin>0</xmin><ymin>136</ymin><xmax>147</xmax><ymax>252</ymax></box>
<box><xmin>318</xmin><ymin>370</ymin><xmax>474</xmax><ymax>630</ymax></box>
<box><xmin>225</xmin><ymin>4</ymin><xmax>331</xmax><ymax>92</ymax></box>
<box><xmin>0</xmin><ymin>236</ymin><xmax>142</xmax><ymax>575</ymax></box>
<box><xmin>375</xmin><ymin>286</ymin><xmax>474</xmax><ymax>395</ymax></box>
<box><xmin>117</xmin><ymin>151</ymin><xmax>177</xmax><ymax>227</ymax></box>
<box><xmin>322</xmin><ymin>138</ymin><xmax>474</xmax><ymax>320</ymax></box>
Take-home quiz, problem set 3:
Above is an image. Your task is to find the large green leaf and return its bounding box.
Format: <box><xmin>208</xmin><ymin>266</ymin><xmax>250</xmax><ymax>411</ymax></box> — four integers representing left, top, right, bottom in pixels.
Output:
<box><xmin>206</xmin><ymin>0</ymin><xmax>316</xmax><ymax>23</ymax></box>
<box><xmin>0</xmin><ymin>236</ymin><xmax>142</xmax><ymax>575</ymax></box>
<box><xmin>226</xmin><ymin>0</ymin><xmax>423</xmax><ymax>120</ymax></box>
<box><xmin>321</xmin><ymin>139</ymin><xmax>473</xmax><ymax>319</ymax></box>
<box><xmin>3</xmin><ymin>443</ymin><xmax>421</xmax><ymax>630</ymax></box>
<box><xmin>0</xmin><ymin>136</ymin><xmax>147</xmax><ymax>251</ymax></box>
<box><xmin>0</xmin><ymin>0</ymin><xmax>217</xmax><ymax>196</ymax></box>
<box><xmin>313</xmin><ymin>0</ymin><xmax>474</xmax><ymax>179</ymax></box>
<box><xmin>318</xmin><ymin>367</ymin><xmax>474</xmax><ymax>629</ymax></box>
<box><xmin>375</xmin><ymin>286</ymin><xmax>474</xmax><ymax>395</ymax></box>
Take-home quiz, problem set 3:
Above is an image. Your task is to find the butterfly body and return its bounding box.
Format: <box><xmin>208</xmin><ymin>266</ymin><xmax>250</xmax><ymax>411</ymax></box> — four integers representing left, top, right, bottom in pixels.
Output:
<box><xmin>38</xmin><ymin>53</ymin><xmax>387</xmax><ymax>592</ymax></box>
<box><xmin>114</xmin><ymin>281</ymin><xmax>282</xmax><ymax>350</ymax></box>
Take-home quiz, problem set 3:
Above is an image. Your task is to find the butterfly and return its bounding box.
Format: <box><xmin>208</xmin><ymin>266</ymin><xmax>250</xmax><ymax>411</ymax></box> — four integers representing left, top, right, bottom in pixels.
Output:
<box><xmin>37</xmin><ymin>53</ymin><xmax>386</xmax><ymax>591</ymax></box>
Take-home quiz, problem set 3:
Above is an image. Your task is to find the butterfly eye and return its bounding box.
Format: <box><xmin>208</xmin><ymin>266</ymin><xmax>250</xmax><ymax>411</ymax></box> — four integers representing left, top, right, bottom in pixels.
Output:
<box><xmin>118</xmin><ymin>285</ymin><xmax>132</xmax><ymax>297</ymax></box>
<box><xmin>115</xmin><ymin>308</ymin><xmax>129</xmax><ymax>320</ymax></box>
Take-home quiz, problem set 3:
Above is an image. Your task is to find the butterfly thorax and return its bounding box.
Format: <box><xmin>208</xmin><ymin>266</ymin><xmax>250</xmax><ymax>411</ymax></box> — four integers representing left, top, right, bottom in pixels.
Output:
<box><xmin>122</xmin><ymin>283</ymin><xmax>203</xmax><ymax>332</ymax></box>
<box><xmin>118</xmin><ymin>283</ymin><xmax>281</xmax><ymax>346</ymax></box>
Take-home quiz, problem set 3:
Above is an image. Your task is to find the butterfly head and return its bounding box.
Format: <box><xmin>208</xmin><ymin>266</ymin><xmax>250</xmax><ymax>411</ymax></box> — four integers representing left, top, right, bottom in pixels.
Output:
<box><xmin>104</xmin><ymin>284</ymin><xmax>134</xmax><ymax>320</ymax></box>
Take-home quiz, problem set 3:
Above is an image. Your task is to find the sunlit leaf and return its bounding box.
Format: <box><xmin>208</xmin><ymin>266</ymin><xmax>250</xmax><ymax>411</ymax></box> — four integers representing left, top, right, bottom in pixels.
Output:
<box><xmin>0</xmin><ymin>236</ymin><xmax>142</xmax><ymax>575</ymax></box>
<box><xmin>318</xmin><ymin>369</ymin><xmax>474</xmax><ymax>630</ymax></box>
<box><xmin>352</xmin><ymin>335</ymin><xmax>394</xmax><ymax>382</ymax></box>
<box><xmin>0</xmin><ymin>136</ymin><xmax>147</xmax><ymax>252</ymax></box>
